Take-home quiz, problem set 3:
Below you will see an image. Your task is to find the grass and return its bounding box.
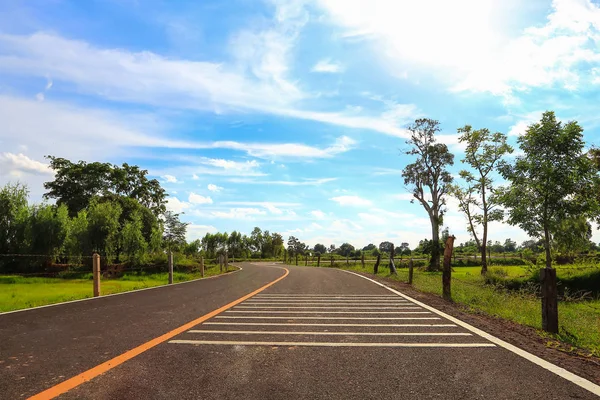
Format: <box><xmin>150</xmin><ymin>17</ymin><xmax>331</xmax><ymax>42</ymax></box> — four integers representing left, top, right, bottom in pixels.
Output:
<box><xmin>306</xmin><ymin>261</ymin><xmax>600</xmax><ymax>356</ymax></box>
<box><xmin>0</xmin><ymin>264</ymin><xmax>228</xmax><ymax>313</ymax></box>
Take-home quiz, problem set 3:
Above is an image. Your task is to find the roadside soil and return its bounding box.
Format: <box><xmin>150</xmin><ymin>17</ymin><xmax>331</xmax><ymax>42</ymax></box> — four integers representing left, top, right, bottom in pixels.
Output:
<box><xmin>351</xmin><ymin>270</ymin><xmax>600</xmax><ymax>385</ymax></box>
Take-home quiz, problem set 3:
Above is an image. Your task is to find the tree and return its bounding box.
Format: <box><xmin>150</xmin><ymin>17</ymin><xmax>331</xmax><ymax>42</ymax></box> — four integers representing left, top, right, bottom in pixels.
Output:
<box><xmin>28</xmin><ymin>204</ymin><xmax>70</xmax><ymax>263</ymax></box>
<box><xmin>402</xmin><ymin>118</ymin><xmax>454</xmax><ymax>271</ymax></box>
<box><xmin>227</xmin><ymin>231</ymin><xmax>243</xmax><ymax>258</ymax></box>
<box><xmin>0</xmin><ymin>182</ymin><xmax>30</xmax><ymax>257</ymax></box>
<box><xmin>453</xmin><ymin>126</ymin><xmax>512</xmax><ymax>274</ymax></box>
<box><xmin>503</xmin><ymin>238</ymin><xmax>517</xmax><ymax>253</ymax></box>
<box><xmin>328</xmin><ymin>244</ymin><xmax>336</xmax><ymax>253</ymax></box>
<box><xmin>314</xmin><ymin>243</ymin><xmax>327</xmax><ymax>254</ymax></box>
<box><xmin>378</xmin><ymin>241</ymin><xmax>394</xmax><ymax>256</ymax></box>
<box><xmin>498</xmin><ymin>111</ymin><xmax>600</xmax><ymax>269</ymax></box>
<box><xmin>362</xmin><ymin>243</ymin><xmax>376</xmax><ymax>251</ymax></box>
<box><xmin>399</xmin><ymin>242</ymin><xmax>411</xmax><ymax>259</ymax></box>
<box><xmin>120</xmin><ymin>209</ymin><xmax>148</xmax><ymax>266</ymax></box>
<box><xmin>338</xmin><ymin>243</ymin><xmax>355</xmax><ymax>257</ymax></box>
<box><xmin>87</xmin><ymin>199</ymin><xmax>122</xmax><ymax>262</ymax></box>
<box><xmin>552</xmin><ymin>216</ymin><xmax>592</xmax><ymax>259</ymax></box>
<box><xmin>162</xmin><ymin>211</ymin><xmax>188</xmax><ymax>252</ymax></box>
<box><xmin>44</xmin><ymin>157</ymin><xmax>167</xmax><ymax>217</ymax></box>
<box><xmin>250</xmin><ymin>227</ymin><xmax>263</xmax><ymax>255</ymax></box>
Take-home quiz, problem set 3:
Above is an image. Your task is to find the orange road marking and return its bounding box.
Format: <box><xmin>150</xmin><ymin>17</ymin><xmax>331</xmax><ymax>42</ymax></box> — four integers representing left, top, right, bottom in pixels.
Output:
<box><xmin>29</xmin><ymin>267</ymin><xmax>289</xmax><ymax>400</ymax></box>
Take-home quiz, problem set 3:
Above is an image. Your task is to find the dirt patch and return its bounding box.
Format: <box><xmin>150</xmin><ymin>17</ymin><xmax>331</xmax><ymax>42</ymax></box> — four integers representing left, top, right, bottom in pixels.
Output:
<box><xmin>352</xmin><ymin>270</ymin><xmax>600</xmax><ymax>385</ymax></box>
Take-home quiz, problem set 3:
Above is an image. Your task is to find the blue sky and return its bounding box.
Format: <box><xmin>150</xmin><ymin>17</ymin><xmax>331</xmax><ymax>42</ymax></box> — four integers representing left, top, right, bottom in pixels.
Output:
<box><xmin>1</xmin><ymin>0</ymin><xmax>600</xmax><ymax>248</ymax></box>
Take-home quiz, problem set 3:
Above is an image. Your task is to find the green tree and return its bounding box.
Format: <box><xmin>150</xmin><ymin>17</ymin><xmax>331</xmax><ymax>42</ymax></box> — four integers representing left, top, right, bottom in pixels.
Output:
<box><xmin>503</xmin><ymin>238</ymin><xmax>517</xmax><ymax>252</ymax></box>
<box><xmin>552</xmin><ymin>216</ymin><xmax>592</xmax><ymax>259</ymax></box>
<box><xmin>87</xmin><ymin>199</ymin><xmax>122</xmax><ymax>262</ymax></box>
<box><xmin>120</xmin><ymin>209</ymin><xmax>148</xmax><ymax>266</ymax></box>
<box><xmin>28</xmin><ymin>204</ymin><xmax>70</xmax><ymax>263</ymax></box>
<box><xmin>362</xmin><ymin>243</ymin><xmax>376</xmax><ymax>251</ymax></box>
<box><xmin>402</xmin><ymin>118</ymin><xmax>454</xmax><ymax>271</ymax></box>
<box><xmin>44</xmin><ymin>157</ymin><xmax>167</xmax><ymax>217</ymax></box>
<box><xmin>0</xmin><ymin>182</ymin><xmax>30</xmax><ymax>257</ymax></box>
<box><xmin>453</xmin><ymin>126</ymin><xmax>512</xmax><ymax>274</ymax></box>
<box><xmin>314</xmin><ymin>243</ymin><xmax>327</xmax><ymax>254</ymax></box>
<box><xmin>338</xmin><ymin>242</ymin><xmax>355</xmax><ymax>257</ymax></box>
<box><xmin>250</xmin><ymin>227</ymin><xmax>263</xmax><ymax>255</ymax></box>
<box><xmin>162</xmin><ymin>211</ymin><xmax>188</xmax><ymax>252</ymax></box>
<box><xmin>64</xmin><ymin>209</ymin><xmax>90</xmax><ymax>262</ymax></box>
<box><xmin>227</xmin><ymin>231</ymin><xmax>243</xmax><ymax>258</ymax></box>
<box><xmin>498</xmin><ymin>111</ymin><xmax>600</xmax><ymax>269</ymax></box>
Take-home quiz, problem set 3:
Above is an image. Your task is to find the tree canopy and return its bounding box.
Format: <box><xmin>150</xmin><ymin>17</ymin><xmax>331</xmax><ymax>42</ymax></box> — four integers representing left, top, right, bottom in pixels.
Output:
<box><xmin>498</xmin><ymin>111</ymin><xmax>600</xmax><ymax>268</ymax></box>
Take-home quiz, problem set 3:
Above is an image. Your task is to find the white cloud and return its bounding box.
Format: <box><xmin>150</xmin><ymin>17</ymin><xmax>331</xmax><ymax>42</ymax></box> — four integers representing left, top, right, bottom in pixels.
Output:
<box><xmin>329</xmin><ymin>195</ymin><xmax>372</xmax><ymax>206</ymax></box>
<box><xmin>211</xmin><ymin>208</ymin><xmax>267</xmax><ymax>219</ymax></box>
<box><xmin>507</xmin><ymin>111</ymin><xmax>544</xmax><ymax>136</ymax></box>
<box><xmin>207</xmin><ymin>183</ymin><xmax>223</xmax><ymax>192</ymax></box>
<box><xmin>0</xmin><ymin>31</ymin><xmax>419</xmax><ymax>139</ymax></box>
<box><xmin>391</xmin><ymin>193</ymin><xmax>415</xmax><ymax>201</ymax></box>
<box><xmin>228</xmin><ymin>177</ymin><xmax>336</xmax><ymax>186</ymax></box>
<box><xmin>0</xmin><ymin>152</ymin><xmax>52</xmax><ymax>176</ymax></box>
<box><xmin>319</xmin><ymin>0</ymin><xmax>600</xmax><ymax>97</ymax></box>
<box><xmin>186</xmin><ymin>224</ymin><xmax>218</xmax><ymax>242</ymax></box>
<box><xmin>162</xmin><ymin>174</ymin><xmax>179</xmax><ymax>183</ymax></box>
<box><xmin>192</xmin><ymin>174</ymin><xmax>200</xmax><ymax>180</ymax></box>
<box><xmin>35</xmin><ymin>92</ymin><xmax>44</xmax><ymax>102</ymax></box>
<box><xmin>188</xmin><ymin>193</ymin><xmax>213</xmax><ymax>204</ymax></box>
<box><xmin>310</xmin><ymin>210</ymin><xmax>326</xmax><ymax>219</ymax></box>
<box><xmin>312</xmin><ymin>59</ymin><xmax>343</xmax><ymax>73</ymax></box>
<box><xmin>166</xmin><ymin>197</ymin><xmax>191</xmax><ymax>214</ymax></box>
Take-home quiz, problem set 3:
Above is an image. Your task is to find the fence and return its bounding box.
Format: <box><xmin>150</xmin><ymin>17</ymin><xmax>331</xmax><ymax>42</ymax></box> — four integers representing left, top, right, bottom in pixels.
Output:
<box><xmin>0</xmin><ymin>251</ymin><xmax>230</xmax><ymax>300</ymax></box>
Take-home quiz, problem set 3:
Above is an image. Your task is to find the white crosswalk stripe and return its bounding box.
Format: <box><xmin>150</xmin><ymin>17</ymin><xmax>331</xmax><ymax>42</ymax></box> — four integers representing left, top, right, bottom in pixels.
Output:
<box><xmin>169</xmin><ymin>292</ymin><xmax>497</xmax><ymax>348</ymax></box>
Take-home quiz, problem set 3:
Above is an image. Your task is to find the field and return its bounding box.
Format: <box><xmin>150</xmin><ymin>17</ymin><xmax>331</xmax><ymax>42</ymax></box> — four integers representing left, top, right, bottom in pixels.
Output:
<box><xmin>0</xmin><ymin>265</ymin><xmax>227</xmax><ymax>313</ymax></box>
<box><xmin>313</xmin><ymin>261</ymin><xmax>600</xmax><ymax>356</ymax></box>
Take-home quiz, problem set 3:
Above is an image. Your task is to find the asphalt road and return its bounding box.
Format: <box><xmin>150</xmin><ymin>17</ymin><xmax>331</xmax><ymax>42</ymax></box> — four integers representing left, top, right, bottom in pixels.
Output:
<box><xmin>1</xmin><ymin>263</ymin><xmax>598</xmax><ymax>399</ymax></box>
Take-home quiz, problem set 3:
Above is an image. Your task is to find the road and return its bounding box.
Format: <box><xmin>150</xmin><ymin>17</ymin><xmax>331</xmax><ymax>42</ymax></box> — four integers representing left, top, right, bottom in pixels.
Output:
<box><xmin>1</xmin><ymin>263</ymin><xmax>598</xmax><ymax>399</ymax></box>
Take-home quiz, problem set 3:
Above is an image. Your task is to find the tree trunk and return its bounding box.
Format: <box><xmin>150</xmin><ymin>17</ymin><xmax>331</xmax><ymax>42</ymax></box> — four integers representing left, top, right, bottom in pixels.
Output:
<box><xmin>429</xmin><ymin>220</ymin><xmax>440</xmax><ymax>271</ymax></box>
<box><xmin>481</xmin><ymin>232</ymin><xmax>488</xmax><ymax>275</ymax></box>
<box><xmin>544</xmin><ymin>225</ymin><xmax>552</xmax><ymax>269</ymax></box>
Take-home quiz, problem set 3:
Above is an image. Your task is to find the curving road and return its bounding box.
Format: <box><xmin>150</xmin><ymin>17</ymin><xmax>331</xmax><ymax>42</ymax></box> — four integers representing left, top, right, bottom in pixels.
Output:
<box><xmin>0</xmin><ymin>263</ymin><xmax>598</xmax><ymax>399</ymax></box>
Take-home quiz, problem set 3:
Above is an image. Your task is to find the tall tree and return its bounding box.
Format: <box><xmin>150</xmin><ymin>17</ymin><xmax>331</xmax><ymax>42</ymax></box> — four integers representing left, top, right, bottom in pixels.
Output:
<box><xmin>498</xmin><ymin>111</ymin><xmax>600</xmax><ymax>269</ymax></box>
<box><xmin>313</xmin><ymin>243</ymin><xmax>327</xmax><ymax>254</ymax></box>
<box><xmin>162</xmin><ymin>211</ymin><xmax>188</xmax><ymax>252</ymax></box>
<box><xmin>453</xmin><ymin>126</ymin><xmax>512</xmax><ymax>274</ymax></box>
<box><xmin>402</xmin><ymin>118</ymin><xmax>454</xmax><ymax>270</ymax></box>
<box><xmin>44</xmin><ymin>157</ymin><xmax>167</xmax><ymax>217</ymax></box>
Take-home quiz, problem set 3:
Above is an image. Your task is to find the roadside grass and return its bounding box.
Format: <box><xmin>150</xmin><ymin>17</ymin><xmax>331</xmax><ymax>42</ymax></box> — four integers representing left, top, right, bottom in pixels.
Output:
<box><xmin>0</xmin><ymin>264</ymin><xmax>227</xmax><ymax>313</ymax></box>
<box><xmin>314</xmin><ymin>262</ymin><xmax>600</xmax><ymax>356</ymax></box>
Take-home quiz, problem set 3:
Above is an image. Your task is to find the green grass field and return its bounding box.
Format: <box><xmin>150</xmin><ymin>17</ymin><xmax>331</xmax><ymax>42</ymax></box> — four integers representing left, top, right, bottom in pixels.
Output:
<box><xmin>0</xmin><ymin>264</ymin><xmax>228</xmax><ymax>313</ymax></box>
<box><xmin>319</xmin><ymin>262</ymin><xmax>600</xmax><ymax>356</ymax></box>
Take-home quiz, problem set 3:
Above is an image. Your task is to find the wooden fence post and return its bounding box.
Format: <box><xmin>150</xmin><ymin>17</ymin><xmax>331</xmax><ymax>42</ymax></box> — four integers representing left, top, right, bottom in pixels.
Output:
<box><xmin>93</xmin><ymin>253</ymin><xmax>101</xmax><ymax>297</ymax></box>
<box><xmin>225</xmin><ymin>253</ymin><xmax>228</xmax><ymax>272</ymax></box>
<box><xmin>330</xmin><ymin>256</ymin><xmax>334</xmax><ymax>267</ymax></box>
<box><xmin>374</xmin><ymin>254</ymin><xmax>380</xmax><ymax>274</ymax></box>
<box><xmin>408</xmin><ymin>258</ymin><xmax>414</xmax><ymax>285</ymax></box>
<box><xmin>361</xmin><ymin>253</ymin><xmax>365</xmax><ymax>268</ymax></box>
<box><xmin>443</xmin><ymin>236</ymin><xmax>455</xmax><ymax>301</ymax></box>
<box><xmin>305</xmin><ymin>255</ymin><xmax>308</xmax><ymax>266</ymax></box>
<box><xmin>346</xmin><ymin>255</ymin><xmax>349</xmax><ymax>265</ymax></box>
<box><xmin>295</xmin><ymin>254</ymin><xmax>299</xmax><ymax>266</ymax></box>
<box><xmin>200</xmin><ymin>256</ymin><xmax>204</xmax><ymax>278</ymax></box>
<box><xmin>541</xmin><ymin>268</ymin><xmax>559</xmax><ymax>333</ymax></box>
<box><xmin>168</xmin><ymin>251</ymin><xmax>174</xmax><ymax>284</ymax></box>
<box><xmin>317</xmin><ymin>254</ymin><xmax>321</xmax><ymax>267</ymax></box>
<box><xmin>219</xmin><ymin>255</ymin><xmax>223</xmax><ymax>273</ymax></box>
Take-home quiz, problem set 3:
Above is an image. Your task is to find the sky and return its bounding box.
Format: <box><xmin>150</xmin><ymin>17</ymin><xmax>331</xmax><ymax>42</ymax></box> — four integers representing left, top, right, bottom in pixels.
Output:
<box><xmin>1</xmin><ymin>0</ymin><xmax>600</xmax><ymax>249</ymax></box>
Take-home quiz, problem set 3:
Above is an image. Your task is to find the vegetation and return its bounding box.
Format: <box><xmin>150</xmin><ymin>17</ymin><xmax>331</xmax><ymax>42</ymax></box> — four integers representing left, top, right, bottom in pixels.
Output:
<box><xmin>402</xmin><ymin>118</ymin><xmax>454</xmax><ymax>271</ymax></box>
<box><xmin>452</xmin><ymin>126</ymin><xmax>512</xmax><ymax>274</ymax></box>
<box><xmin>498</xmin><ymin>111</ymin><xmax>600</xmax><ymax>269</ymax></box>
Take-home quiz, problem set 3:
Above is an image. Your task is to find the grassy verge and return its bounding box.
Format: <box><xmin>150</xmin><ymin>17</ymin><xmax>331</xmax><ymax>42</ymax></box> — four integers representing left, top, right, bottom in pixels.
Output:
<box><xmin>0</xmin><ymin>264</ymin><xmax>228</xmax><ymax>313</ymax></box>
<box><xmin>312</xmin><ymin>262</ymin><xmax>600</xmax><ymax>356</ymax></box>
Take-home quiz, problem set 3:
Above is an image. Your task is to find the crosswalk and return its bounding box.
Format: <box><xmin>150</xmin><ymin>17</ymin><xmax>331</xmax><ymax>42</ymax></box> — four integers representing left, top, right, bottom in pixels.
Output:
<box><xmin>169</xmin><ymin>293</ymin><xmax>496</xmax><ymax>348</ymax></box>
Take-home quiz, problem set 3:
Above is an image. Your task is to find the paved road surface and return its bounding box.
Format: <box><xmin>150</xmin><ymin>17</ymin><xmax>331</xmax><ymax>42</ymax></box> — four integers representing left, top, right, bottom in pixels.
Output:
<box><xmin>1</xmin><ymin>263</ymin><xmax>598</xmax><ymax>399</ymax></box>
